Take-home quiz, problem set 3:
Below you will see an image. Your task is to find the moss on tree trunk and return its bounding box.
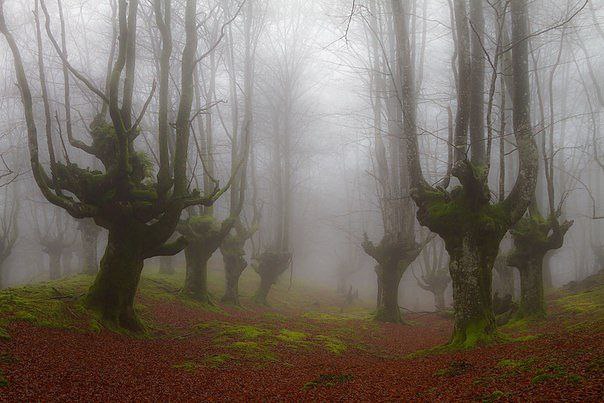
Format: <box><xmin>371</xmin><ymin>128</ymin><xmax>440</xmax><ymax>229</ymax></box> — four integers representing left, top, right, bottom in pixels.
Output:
<box><xmin>85</xmin><ymin>231</ymin><xmax>145</xmax><ymax>332</ymax></box>
<box><xmin>448</xmin><ymin>235</ymin><xmax>498</xmax><ymax>347</ymax></box>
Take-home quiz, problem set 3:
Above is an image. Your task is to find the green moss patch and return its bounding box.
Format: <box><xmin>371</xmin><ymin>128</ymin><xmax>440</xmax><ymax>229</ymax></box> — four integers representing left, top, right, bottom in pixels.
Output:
<box><xmin>277</xmin><ymin>329</ymin><xmax>308</xmax><ymax>342</ymax></box>
<box><xmin>315</xmin><ymin>335</ymin><xmax>347</xmax><ymax>354</ymax></box>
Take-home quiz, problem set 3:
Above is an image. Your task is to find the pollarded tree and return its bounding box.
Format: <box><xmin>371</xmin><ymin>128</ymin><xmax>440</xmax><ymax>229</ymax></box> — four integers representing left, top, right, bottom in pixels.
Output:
<box><xmin>359</xmin><ymin>0</ymin><xmax>431</xmax><ymax>323</ymax></box>
<box><xmin>178</xmin><ymin>213</ymin><xmax>237</xmax><ymax>303</ymax></box>
<box><xmin>0</xmin><ymin>0</ymin><xmax>227</xmax><ymax>331</ymax></box>
<box><xmin>395</xmin><ymin>0</ymin><xmax>538</xmax><ymax>346</ymax></box>
<box><xmin>218</xmin><ymin>0</ymin><xmax>264</xmax><ymax>306</ymax></box>
<box><xmin>507</xmin><ymin>204</ymin><xmax>573</xmax><ymax>318</ymax></box>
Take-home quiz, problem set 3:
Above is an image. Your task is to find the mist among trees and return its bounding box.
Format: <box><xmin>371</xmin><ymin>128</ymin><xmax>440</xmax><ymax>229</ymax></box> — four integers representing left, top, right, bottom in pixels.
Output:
<box><xmin>0</xmin><ymin>0</ymin><xmax>602</xmax><ymax>400</ymax></box>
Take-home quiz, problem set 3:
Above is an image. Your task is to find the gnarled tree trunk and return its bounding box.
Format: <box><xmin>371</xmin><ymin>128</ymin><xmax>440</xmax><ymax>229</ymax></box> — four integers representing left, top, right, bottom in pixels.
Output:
<box><xmin>85</xmin><ymin>228</ymin><xmax>146</xmax><ymax>332</ymax></box>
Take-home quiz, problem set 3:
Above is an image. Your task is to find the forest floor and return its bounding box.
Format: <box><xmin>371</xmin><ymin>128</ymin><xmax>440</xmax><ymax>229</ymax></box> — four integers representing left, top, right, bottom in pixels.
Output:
<box><xmin>0</xmin><ymin>268</ymin><xmax>603</xmax><ymax>402</ymax></box>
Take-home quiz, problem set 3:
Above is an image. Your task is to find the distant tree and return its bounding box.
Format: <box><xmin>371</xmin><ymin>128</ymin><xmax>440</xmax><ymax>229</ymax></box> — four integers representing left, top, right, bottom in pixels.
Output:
<box><xmin>0</xmin><ymin>185</ymin><xmax>18</xmax><ymax>289</ymax></box>
<box><xmin>32</xmin><ymin>207</ymin><xmax>75</xmax><ymax>281</ymax></box>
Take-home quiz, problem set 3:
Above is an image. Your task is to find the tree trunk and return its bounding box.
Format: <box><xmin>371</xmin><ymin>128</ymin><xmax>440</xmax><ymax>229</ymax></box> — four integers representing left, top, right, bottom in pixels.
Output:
<box><xmin>434</xmin><ymin>288</ymin><xmax>446</xmax><ymax>311</ymax></box>
<box><xmin>448</xmin><ymin>235</ymin><xmax>497</xmax><ymax>347</ymax></box>
<box><xmin>82</xmin><ymin>238</ymin><xmax>98</xmax><ymax>275</ymax></box>
<box><xmin>183</xmin><ymin>244</ymin><xmax>211</xmax><ymax>303</ymax></box>
<box><xmin>85</xmin><ymin>231</ymin><xmax>145</xmax><ymax>332</ymax></box>
<box><xmin>517</xmin><ymin>258</ymin><xmax>545</xmax><ymax>318</ymax></box>
<box><xmin>159</xmin><ymin>255</ymin><xmax>175</xmax><ymax>275</ymax></box>
<box><xmin>62</xmin><ymin>252</ymin><xmax>73</xmax><ymax>276</ymax></box>
<box><xmin>221</xmin><ymin>254</ymin><xmax>245</xmax><ymax>305</ymax></box>
<box><xmin>542</xmin><ymin>252</ymin><xmax>553</xmax><ymax>289</ymax></box>
<box><xmin>375</xmin><ymin>263</ymin><xmax>404</xmax><ymax>323</ymax></box>
<box><xmin>254</xmin><ymin>274</ymin><xmax>273</xmax><ymax>305</ymax></box>
<box><xmin>49</xmin><ymin>252</ymin><xmax>62</xmax><ymax>280</ymax></box>
<box><xmin>81</xmin><ymin>226</ymin><xmax>99</xmax><ymax>275</ymax></box>
<box><xmin>494</xmin><ymin>262</ymin><xmax>515</xmax><ymax>298</ymax></box>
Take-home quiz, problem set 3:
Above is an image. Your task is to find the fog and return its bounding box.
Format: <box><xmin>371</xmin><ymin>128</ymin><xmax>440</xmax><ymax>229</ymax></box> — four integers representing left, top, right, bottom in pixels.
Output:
<box><xmin>0</xmin><ymin>0</ymin><xmax>602</xmax><ymax>311</ymax></box>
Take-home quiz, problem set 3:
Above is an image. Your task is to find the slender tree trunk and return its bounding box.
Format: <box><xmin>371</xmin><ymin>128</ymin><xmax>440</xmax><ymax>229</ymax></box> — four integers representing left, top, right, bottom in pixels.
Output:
<box><xmin>448</xmin><ymin>235</ymin><xmax>497</xmax><ymax>346</ymax></box>
<box><xmin>542</xmin><ymin>252</ymin><xmax>553</xmax><ymax>289</ymax></box>
<box><xmin>375</xmin><ymin>263</ymin><xmax>404</xmax><ymax>323</ymax></box>
<box><xmin>62</xmin><ymin>252</ymin><xmax>73</xmax><ymax>275</ymax></box>
<box><xmin>85</xmin><ymin>230</ymin><xmax>145</xmax><ymax>332</ymax></box>
<box><xmin>49</xmin><ymin>252</ymin><xmax>62</xmax><ymax>280</ymax></box>
<box><xmin>183</xmin><ymin>245</ymin><xmax>211</xmax><ymax>303</ymax></box>
<box><xmin>82</xmin><ymin>235</ymin><xmax>98</xmax><ymax>275</ymax></box>
<box><xmin>517</xmin><ymin>258</ymin><xmax>546</xmax><ymax>318</ymax></box>
<box><xmin>159</xmin><ymin>255</ymin><xmax>175</xmax><ymax>275</ymax></box>
<box><xmin>435</xmin><ymin>287</ymin><xmax>446</xmax><ymax>311</ymax></box>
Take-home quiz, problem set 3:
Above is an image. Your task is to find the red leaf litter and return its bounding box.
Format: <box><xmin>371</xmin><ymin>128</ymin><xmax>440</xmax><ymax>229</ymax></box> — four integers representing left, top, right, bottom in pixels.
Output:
<box><xmin>0</xmin><ymin>296</ymin><xmax>603</xmax><ymax>402</ymax></box>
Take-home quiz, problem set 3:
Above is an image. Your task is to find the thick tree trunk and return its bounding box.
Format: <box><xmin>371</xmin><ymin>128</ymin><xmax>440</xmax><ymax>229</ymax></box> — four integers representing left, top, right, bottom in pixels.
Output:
<box><xmin>448</xmin><ymin>236</ymin><xmax>497</xmax><ymax>347</ymax></box>
<box><xmin>85</xmin><ymin>231</ymin><xmax>145</xmax><ymax>332</ymax></box>
<box><xmin>517</xmin><ymin>258</ymin><xmax>545</xmax><ymax>318</ymax></box>
<box><xmin>221</xmin><ymin>254</ymin><xmax>246</xmax><ymax>305</ymax></box>
<box><xmin>49</xmin><ymin>252</ymin><xmax>62</xmax><ymax>280</ymax></box>
<box><xmin>183</xmin><ymin>245</ymin><xmax>211</xmax><ymax>303</ymax></box>
<box><xmin>375</xmin><ymin>264</ymin><xmax>404</xmax><ymax>323</ymax></box>
<box><xmin>159</xmin><ymin>255</ymin><xmax>175</xmax><ymax>275</ymax></box>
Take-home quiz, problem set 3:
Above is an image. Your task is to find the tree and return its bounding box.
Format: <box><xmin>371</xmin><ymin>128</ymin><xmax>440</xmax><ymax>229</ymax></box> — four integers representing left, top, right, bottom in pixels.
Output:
<box><xmin>32</xmin><ymin>207</ymin><xmax>75</xmax><ymax>281</ymax></box>
<box><xmin>359</xmin><ymin>0</ymin><xmax>431</xmax><ymax>323</ymax></box>
<box><xmin>398</xmin><ymin>0</ymin><xmax>538</xmax><ymax>346</ymax></box>
<box><xmin>0</xmin><ymin>0</ymin><xmax>226</xmax><ymax>331</ymax></box>
<box><xmin>79</xmin><ymin>219</ymin><xmax>101</xmax><ymax>275</ymax></box>
<box><xmin>0</xmin><ymin>185</ymin><xmax>18</xmax><ymax>289</ymax></box>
